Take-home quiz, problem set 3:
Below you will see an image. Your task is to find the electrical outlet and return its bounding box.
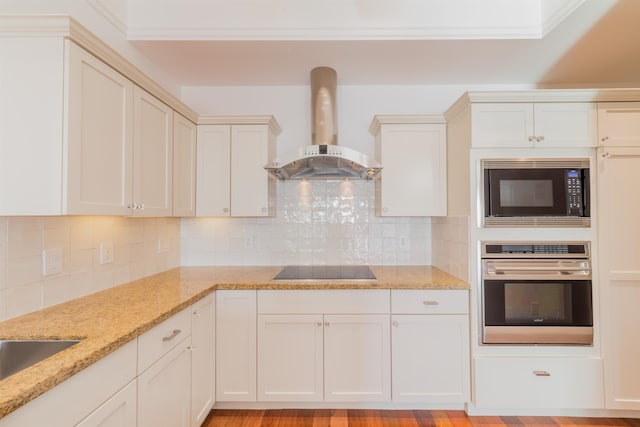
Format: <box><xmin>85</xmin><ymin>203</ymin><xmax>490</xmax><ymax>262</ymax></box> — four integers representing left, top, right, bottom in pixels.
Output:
<box><xmin>244</xmin><ymin>237</ymin><xmax>254</xmax><ymax>249</ymax></box>
<box><xmin>157</xmin><ymin>237</ymin><xmax>169</xmax><ymax>254</ymax></box>
<box><xmin>42</xmin><ymin>248</ymin><xmax>63</xmax><ymax>276</ymax></box>
<box><xmin>99</xmin><ymin>242</ymin><xmax>114</xmax><ymax>265</ymax></box>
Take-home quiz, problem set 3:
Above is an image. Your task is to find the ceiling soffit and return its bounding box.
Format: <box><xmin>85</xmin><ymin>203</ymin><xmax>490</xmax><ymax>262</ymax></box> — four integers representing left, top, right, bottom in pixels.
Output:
<box><xmin>92</xmin><ymin>0</ymin><xmax>586</xmax><ymax>41</ymax></box>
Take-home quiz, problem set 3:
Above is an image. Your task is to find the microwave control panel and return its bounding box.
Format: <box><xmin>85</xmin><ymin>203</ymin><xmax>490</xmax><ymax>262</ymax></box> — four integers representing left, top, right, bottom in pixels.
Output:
<box><xmin>566</xmin><ymin>169</ymin><xmax>584</xmax><ymax>215</ymax></box>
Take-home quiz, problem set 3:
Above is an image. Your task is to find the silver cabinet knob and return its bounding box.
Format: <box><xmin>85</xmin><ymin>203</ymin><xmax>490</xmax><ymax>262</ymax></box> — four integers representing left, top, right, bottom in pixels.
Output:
<box><xmin>536</xmin><ymin>136</ymin><xmax>544</xmax><ymax>142</ymax></box>
<box><xmin>261</xmin><ymin>207</ymin><xmax>267</xmax><ymax>213</ymax></box>
<box><xmin>392</xmin><ymin>321</ymin><xmax>399</xmax><ymax>327</ymax></box>
<box><xmin>528</xmin><ymin>136</ymin><xmax>536</xmax><ymax>142</ymax></box>
<box><xmin>222</xmin><ymin>207</ymin><xmax>229</xmax><ymax>213</ymax></box>
<box><xmin>317</xmin><ymin>321</ymin><xmax>323</xmax><ymax>327</ymax></box>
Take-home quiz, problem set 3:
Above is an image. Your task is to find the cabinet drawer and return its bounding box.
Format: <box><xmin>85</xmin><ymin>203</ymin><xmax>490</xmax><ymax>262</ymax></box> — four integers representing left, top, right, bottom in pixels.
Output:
<box><xmin>137</xmin><ymin>307</ymin><xmax>191</xmax><ymax>373</ymax></box>
<box><xmin>474</xmin><ymin>357</ymin><xmax>604</xmax><ymax>409</ymax></box>
<box><xmin>257</xmin><ymin>290</ymin><xmax>390</xmax><ymax>314</ymax></box>
<box><xmin>391</xmin><ymin>290</ymin><xmax>468</xmax><ymax>314</ymax></box>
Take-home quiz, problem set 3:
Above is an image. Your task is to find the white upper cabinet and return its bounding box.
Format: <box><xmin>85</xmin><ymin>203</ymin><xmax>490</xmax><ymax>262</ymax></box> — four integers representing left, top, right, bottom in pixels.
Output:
<box><xmin>471</xmin><ymin>103</ymin><xmax>596</xmax><ymax>148</ymax></box>
<box><xmin>597</xmin><ymin>102</ymin><xmax>640</xmax><ymax>147</ymax></box>
<box><xmin>196</xmin><ymin>118</ymin><xmax>279</xmax><ymax>217</ymax></box>
<box><xmin>172</xmin><ymin>113</ymin><xmax>197</xmax><ymax>217</ymax></box>
<box><xmin>132</xmin><ymin>86</ymin><xmax>174</xmax><ymax>216</ymax></box>
<box><xmin>370</xmin><ymin>116</ymin><xmax>447</xmax><ymax>217</ymax></box>
<box><xmin>65</xmin><ymin>40</ymin><xmax>135</xmax><ymax>215</ymax></box>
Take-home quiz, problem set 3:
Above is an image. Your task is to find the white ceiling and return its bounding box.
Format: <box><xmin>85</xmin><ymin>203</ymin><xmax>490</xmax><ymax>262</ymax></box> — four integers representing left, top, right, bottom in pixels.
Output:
<box><xmin>95</xmin><ymin>0</ymin><xmax>640</xmax><ymax>87</ymax></box>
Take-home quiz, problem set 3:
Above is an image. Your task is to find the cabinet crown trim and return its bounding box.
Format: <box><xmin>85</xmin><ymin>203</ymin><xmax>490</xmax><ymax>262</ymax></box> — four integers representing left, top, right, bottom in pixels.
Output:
<box><xmin>444</xmin><ymin>89</ymin><xmax>640</xmax><ymax>121</ymax></box>
<box><xmin>197</xmin><ymin>115</ymin><xmax>282</xmax><ymax>135</ymax></box>
<box><xmin>0</xmin><ymin>14</ymin><xmax>199</xmax><ymax>123</ymax></box>
<box><xmin>369</xmin><ymin>114</ymin><xmax>446</xmax><ymax>135</ymax></box>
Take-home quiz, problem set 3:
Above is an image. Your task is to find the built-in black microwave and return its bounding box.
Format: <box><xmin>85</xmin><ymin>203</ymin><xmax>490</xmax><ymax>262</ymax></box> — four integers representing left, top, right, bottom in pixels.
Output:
<box><xmin>482</xmin><ymin>158</ymin><xmax>590</xmax><ymax>227</ymax></box>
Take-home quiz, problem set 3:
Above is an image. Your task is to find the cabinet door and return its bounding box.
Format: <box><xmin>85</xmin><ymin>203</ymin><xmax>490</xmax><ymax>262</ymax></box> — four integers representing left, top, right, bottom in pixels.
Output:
<box><xmin>377</xmin><ymin>124</ymin><xmax>446</xmax><ymax>216</ymax></box>
<box><xmin>65</xmin><ymin>40</ymin><xmax>134</xmax><ymax>215</ymax></box>
<box><xmin>471</xmin><ymin>103</ymin><xmax>534</xmax><ymax>148</ymax></box>
<box><xmin>133</xmin><ymin>86</ymin><xmax>174</xmax><ymax>216</ymax></box>
<box><xmin>173</xmin><ymin>113</ymin><xmax>197</xmax><ymax>217</ymax></box>
<box><xmin>257</xmin><ymin>314</ymin><xmax>324</xmax><ymax>401</ymax></box>
<box><xmin>137</xmin><ymin>338</ymin><xmax>191</xmax><ymax>427</ymax></box>
<box><xmin>324</xmin><ymin>314</ymin><xmax>391</xmax><ymax>402</ymax></box>
<box><xmin>216</xmin><ymin>290</ymin><xmax>257</xmax><ymax>402</ymax></box>
<box><xmin>391</xmin><ymin>314</ymin><xmax>469</xmax><ymax>403</ymax></box>
<box><xmin>231</xmin><ymin>125</ymin><xmax>275</xmax><ymax>217</ymax></box>
<box><xmin>598</xmin><ymin>147</ymin><xmax>640</xmax><ymax>410</ymax></box>
<box><xmin>597</xmin><ymin>102</ymin><xmax>640</xmax><ymax>146</ymax></box>
<box><xmin>191</xmin><ymin>294</ymin><xmax>215</xmax><ymax>427</ymax></box>
<box><xmin>76</xmin><ymin>381</ymin><xmax>137</xmax><ymax>427</ymax></box>
<box><xmin>534</xmin><ymin>103</ymin><xmax>596</xmax><ymax>148</ymax></box>
<box><xmin>196</xmin><ymin>125</ymin><xmax>231</xmax><ymax>216</ymax></box>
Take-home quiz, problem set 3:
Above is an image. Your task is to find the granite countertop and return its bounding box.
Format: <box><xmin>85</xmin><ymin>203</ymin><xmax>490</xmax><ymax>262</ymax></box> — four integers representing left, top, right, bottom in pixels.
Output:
<box><xmin>0</xmin><ymin>265</ymin><xmax>468</xmax><ymax>419</ymax></box>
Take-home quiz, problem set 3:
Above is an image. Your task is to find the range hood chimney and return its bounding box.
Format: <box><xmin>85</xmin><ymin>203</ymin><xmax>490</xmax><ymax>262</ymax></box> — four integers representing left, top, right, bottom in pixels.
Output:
<box><xmin>265</xmin><ymin>67</ymin><xmax>382</xmax><ymax>180</ymax></box>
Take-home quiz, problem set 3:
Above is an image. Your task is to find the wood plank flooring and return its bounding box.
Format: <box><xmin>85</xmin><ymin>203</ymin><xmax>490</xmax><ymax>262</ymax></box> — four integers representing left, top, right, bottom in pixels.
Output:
<box><xmin>202</xmin><ymin>410</ymin><xmax>640</xmax><ymax>427</ymax></box>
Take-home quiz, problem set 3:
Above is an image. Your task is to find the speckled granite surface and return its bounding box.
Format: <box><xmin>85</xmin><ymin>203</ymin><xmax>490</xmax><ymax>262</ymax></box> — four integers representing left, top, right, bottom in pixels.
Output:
<box><xmin>0</xmin><ymin>265</ymin><xmax>468</xmax><ymax>419</ymax></box>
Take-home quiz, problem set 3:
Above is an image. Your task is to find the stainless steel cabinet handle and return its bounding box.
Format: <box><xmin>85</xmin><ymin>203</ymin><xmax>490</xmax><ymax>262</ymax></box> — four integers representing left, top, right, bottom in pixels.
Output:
<box><xmin>317</xmin><ymin>321</ymin><xmax>322</xmax><ymax>327</ymax></box>
<box><xmin>162</xmin><ymin>329</ymin><xmax>181</xmax><ymax>342</ymax></box>
<box><xmin>423</xmin><ymin>300</ymin><xmax>439</xmax><ymax>306</ymax></box>
<box><xmin>528</xmin><ymin>136</ymin><xmax>536</xmax><ymax>142</ymax></box>
<box><xmin>533</xmin><ymin>370</ymin><xmax>551</xmax><ymax>377</ymax></box>
<box><xmin>601</xmin><ymin>136</ymin><xmax>609</xmax><ymax>142</ymax></box>
<box><xmin>392</xmin><ymin>321</ymin><xmax>399</xmax><ymax>327</ymax></box>
<box><xmin>601</xmin><ymin>152</ymin><xmax>611</xmax><ymax>158</ymax></box>
<box><xmin>537</xmin><ymin>136</ymin><xmax>545</xmax><ymax>142</ymax></box>
<box><xmin>324</xmin><ymin>322</ymin><xmax>330</xmax><ymax>327</ymax></box>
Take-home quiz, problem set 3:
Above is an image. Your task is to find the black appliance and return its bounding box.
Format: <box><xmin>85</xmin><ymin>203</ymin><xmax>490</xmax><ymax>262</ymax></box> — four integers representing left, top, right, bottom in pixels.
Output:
<box><xmin>482</xmin><ymin>158</ymin><xmax>590</xmax><ymax>227</ymax></box>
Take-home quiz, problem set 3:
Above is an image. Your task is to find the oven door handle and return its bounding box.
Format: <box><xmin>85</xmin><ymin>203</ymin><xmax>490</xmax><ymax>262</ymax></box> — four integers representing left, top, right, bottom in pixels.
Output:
<box><xmin>491</xmin><ymin>265</ymin><xmax>589</xmax><ymax>272</ymax></box>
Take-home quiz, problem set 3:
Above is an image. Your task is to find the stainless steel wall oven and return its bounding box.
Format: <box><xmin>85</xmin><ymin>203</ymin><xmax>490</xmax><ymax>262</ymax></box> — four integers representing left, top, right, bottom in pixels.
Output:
<box><xmin>481</xmin><ymin>241</ymin><xmax>593</xmax><ymax>345</ymax></box>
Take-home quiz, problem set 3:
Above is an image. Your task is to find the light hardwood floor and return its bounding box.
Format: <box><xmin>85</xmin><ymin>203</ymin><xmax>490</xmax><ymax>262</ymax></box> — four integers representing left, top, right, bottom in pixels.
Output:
<box><xmin>202</xmin><ymin>409</ymin><xmax>640</xmax><ymax>427</ymax></box>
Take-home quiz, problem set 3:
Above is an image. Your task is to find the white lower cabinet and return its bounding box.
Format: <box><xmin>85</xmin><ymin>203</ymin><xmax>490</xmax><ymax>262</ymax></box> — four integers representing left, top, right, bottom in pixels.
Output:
<box><xmin>390</xmin><ymin>290</ymin><xmax>470</xmax><ymax>403</ymax></box>
<box><xmin>76</xmin><ymin>380</ymin><xmax>137</xmax><ymax>427</ymax></box>
<box><xmin>216</xmin><ymin>290</ymin><xmax>257</xmax><ymax>402</ymax></box>
<box><xmin>257</xmin><ymin>314</ymin><xmax>324</xmax><ymax>401</ymax></box>
<box><xmin>324</xmin><ymin>314</ymin><xmax>391</xmax><ymax>402</ymax></box>
<box><xmin>191</xmin><ymin>294</ymin><xmax>216</xmax><ymax>426</ymax></box>
<box><xmin>255</xmin><ymin>290</ymin><xmax>391</xmax><ymax>403</ymax></box>
<box><xmin>138</xmin><ymin>338</ymin><xmax>192</xmax><ymax>427</ymax></box>
<box><xmin>474</xmin><ymin>357</ymin><xmax>604</xmax><ymax>409</ymax></box>
<box><xmin>391</xmin><ymin>315</ymin><xmax>469</xmax><ymax>403</ymax></box>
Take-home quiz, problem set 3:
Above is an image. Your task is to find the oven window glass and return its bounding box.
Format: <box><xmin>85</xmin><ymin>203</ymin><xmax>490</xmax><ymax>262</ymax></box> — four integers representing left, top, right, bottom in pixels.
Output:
<box><xmin>499</xmin><ymin>180</ymin><xmax>554</xmax><ymax>207</ymax></box>
<box><xmin>483</xmin><ymin>279</ymin><xmax>593</xmax><ymax>326</ymax></box>
<box><xmin>504</xmin><ymin>282</ymin><xmax>569</xmax><ymax>322</ymax></box>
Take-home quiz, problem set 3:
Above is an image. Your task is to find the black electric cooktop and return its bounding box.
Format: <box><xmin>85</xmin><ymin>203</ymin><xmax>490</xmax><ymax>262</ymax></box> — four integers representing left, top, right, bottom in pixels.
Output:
<box><xmin>273</xmin><ymin>265</ymin><xmax>376</xmax><ymax>280</ymax></box>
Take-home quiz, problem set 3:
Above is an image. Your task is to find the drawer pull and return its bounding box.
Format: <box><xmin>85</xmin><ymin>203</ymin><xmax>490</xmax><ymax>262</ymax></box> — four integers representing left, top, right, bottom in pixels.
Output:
<box><xmin>162</xmin><ymin>329</ymin><xmax>182</xmax><ymax>342</ymax></box>
<box><xmin>533</xmin><ymin>370</ymin><xmax>551</xmax><ymax>377</ymax></box>
<box><xmin>423</xmin><ymin>300</ymin><xmax>439</xmax><ymax>306</ymax></box>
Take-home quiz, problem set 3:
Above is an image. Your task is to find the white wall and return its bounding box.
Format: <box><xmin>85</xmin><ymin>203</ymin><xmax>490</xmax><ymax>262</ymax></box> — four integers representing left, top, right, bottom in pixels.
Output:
<box><xmin>0</xmin><ymin>216</ymin><xmax>180</xmax><ymax>321</ymax></box>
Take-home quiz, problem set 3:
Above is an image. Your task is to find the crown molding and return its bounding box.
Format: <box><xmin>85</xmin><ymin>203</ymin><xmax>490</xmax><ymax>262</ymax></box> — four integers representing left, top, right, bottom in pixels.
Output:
<box><xmin>368</xmin><ymin>114</ymin><xmax>445</xmax><ymax>135</ymax></box>
<box><xmin>0</xmin><ymin>15</ymin><xmax>198</xmax><ymax>123</ymax></box>
<box><xmin>198</xmin><ymin>115</ymin><xmax>282</xmax><ymax>135</ymax></box>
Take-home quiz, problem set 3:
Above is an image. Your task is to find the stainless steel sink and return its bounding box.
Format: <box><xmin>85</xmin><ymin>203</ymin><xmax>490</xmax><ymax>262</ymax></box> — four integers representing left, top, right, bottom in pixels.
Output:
<box><xmin>0</xmin><ymin>339</ymin><xmax>81</xmax><ymax>381</ymax></box>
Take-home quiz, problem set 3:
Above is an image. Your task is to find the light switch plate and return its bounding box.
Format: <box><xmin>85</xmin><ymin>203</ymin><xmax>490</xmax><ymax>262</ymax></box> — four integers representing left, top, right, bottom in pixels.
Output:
<box><xmin>99</xmin><ymin>242</ymin><xmax>114</xmax><ymax>265</ymax></box>
<box><xmin>42</xmin><ymin>248</ymin><xmax>63</xmax><ymax>276</ymax></box>
<box><xmin>157</xmin><ymin>237</ymin><xmax>169</xmax><ymax>254</ymax></box>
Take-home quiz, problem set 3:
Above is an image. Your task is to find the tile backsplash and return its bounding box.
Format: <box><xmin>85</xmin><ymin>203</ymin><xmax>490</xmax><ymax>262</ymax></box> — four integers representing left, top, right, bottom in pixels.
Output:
<box><xmin>0</xmin><ymin>183</ymin><xmax>468</xmax><ymax>321</ymax></box>
<box><xmin>0</xmin><ymin>216</ymin><xmax>180</xmax><ymax>321</ymax></box>
<box><xmin>181</xmin><ymin>180</ymin><xmax>433</xmax><ymax>266</ymax></box>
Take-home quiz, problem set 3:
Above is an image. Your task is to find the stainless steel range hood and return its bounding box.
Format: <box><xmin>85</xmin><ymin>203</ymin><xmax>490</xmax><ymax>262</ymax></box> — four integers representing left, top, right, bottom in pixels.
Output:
<box><xmin>264</xmin><ymin>67</ymin><xmax>382</xmax><ymax>180</ymax></box>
